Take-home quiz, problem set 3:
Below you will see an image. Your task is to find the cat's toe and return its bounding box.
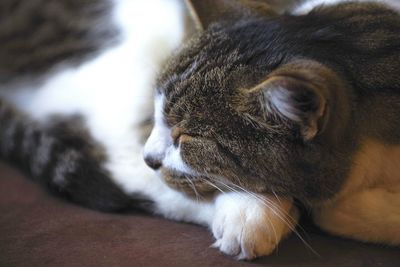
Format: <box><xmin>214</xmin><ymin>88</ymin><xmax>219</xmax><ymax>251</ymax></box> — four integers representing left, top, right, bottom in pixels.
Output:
<box><xmin>211</xmin><ymin>211</ymin><xmax>242</xmax><ymax>256</ymax></box>
<box><xmin>211</xmin><ymin>193</ymin><xmax>281</xmax><ymax>260</ymax></box>
<box><xmin>211</xmin><ymin>238</ymin><xmax>241</xmax><ymax>256</ymax></box>
<box><xmin>237</xmin><ymin>225</ymin><xmax>277</xmax><ymax>260</ymax></box>
<box><xmin>211</xmin><ymin>210</ymin><xmax>277</xmax><ymax>260</ymax></box>
<box><xmin>211</xmin><ymin>192</ymin><xmax>296</xmax><ymax>260</ymax></box>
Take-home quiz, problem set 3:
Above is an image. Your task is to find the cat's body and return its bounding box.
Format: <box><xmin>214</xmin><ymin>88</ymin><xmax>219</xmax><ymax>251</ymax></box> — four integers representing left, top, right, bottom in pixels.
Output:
<box><xmin>148</xmin><ymin>0</ymin><xmax>400</xmax><ymax>255</ymax></box>
<box><xmin>0</xmin><ymin>0</ymin><xmax>399</xmax><ymax>260</ymax></box>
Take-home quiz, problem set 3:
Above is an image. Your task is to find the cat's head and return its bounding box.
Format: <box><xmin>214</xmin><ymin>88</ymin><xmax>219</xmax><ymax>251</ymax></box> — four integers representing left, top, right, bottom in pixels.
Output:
<box><xmin>143</xmin><ymin>0</ymin><xmax>352</xmax><ymax>203</ymax></box>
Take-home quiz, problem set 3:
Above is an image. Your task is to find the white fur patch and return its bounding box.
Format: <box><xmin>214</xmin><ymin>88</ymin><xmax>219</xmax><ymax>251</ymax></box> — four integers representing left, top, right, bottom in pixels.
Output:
<box><xmin>163</xmin><ymin>145</ymin><xmax>198</xmax><ymax>175</ymax></box>
<box><xmin>143</xmin><ymin>94</ymin><xmax>171</xmax><ymax>163</ymax></box>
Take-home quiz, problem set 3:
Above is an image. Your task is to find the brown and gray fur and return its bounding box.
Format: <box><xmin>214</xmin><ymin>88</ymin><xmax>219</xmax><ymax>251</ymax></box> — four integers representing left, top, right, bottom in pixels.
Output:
<box><xmin>154</xmin><ymin>0</ymin><xmax>400</xmax><ymax>245</ymax></box>
<box><xmin>0</xmin><ymin>0</ymin><xmax>117</xmax><ymax>83</ymax></box>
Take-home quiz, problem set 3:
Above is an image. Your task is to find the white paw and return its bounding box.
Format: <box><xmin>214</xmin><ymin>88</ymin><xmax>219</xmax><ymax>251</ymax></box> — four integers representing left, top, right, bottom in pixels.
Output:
<box><xmin>211</xmin><ymin>192</ymin><xmax>295</xmax><ymax>260</ymax></box>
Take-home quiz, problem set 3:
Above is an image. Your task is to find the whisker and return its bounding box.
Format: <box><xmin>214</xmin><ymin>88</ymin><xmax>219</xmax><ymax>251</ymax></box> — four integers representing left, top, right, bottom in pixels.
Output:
<box><xmin>270</xmin><ymin>189</ymin><xmax>311</xmax><ymax>240</ymax></box>
<box><xmin>203</xmin><ymin>179</ymin><xmax>225</xmax><ymax>194</ymax></box>
<box><xmin>228</xmin><ymin>183</ymin><xmax>295</xmax><ymax>227</ymax></box>
<box><xmin>185</xmin><ymin>176</ymin><xmax>201</xmax><ymax>202</ymax></box>
<box><xmin>212</xmin><ymin>180</ymin><xmax>279</xmax><ymax>246</ymax></box>
<box><xmin>271</xmin><ymin>188</ymin><xmax>283</xmax><ymax>206</ymax></box>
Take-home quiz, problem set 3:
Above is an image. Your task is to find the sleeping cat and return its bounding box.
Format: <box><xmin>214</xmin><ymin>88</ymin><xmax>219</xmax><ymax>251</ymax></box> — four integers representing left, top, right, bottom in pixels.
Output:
<box><xmin>1</xmin><ymin>0</ymin><xmax>399</xmax><ymax>260</ymax></box>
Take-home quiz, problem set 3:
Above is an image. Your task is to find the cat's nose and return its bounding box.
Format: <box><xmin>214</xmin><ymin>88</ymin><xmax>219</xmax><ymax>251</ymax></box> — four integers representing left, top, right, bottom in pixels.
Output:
<box><xmin>144</xmin><ymin>155</ymin><xmax>162</xmax><ymax>170</ymax></box>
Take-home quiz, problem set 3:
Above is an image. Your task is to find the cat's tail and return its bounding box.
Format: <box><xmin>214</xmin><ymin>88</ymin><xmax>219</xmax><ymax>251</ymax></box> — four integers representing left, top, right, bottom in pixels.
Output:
<box><xmin>0</xmin><ymin>99</ymin><xmax>152</xmax><ymax>212</ymax></box>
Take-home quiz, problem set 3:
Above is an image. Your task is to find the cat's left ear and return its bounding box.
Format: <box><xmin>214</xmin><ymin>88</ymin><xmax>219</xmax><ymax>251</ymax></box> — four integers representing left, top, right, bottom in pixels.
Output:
<box><xmin>249</xmin><ymin>61</ymin><xmax>336</xmax><ymax>140</ymax></box>
<box><xmin>185</xmin><ymin>0</ymin><xmax>275</xmax><ymax>30</ymax></box>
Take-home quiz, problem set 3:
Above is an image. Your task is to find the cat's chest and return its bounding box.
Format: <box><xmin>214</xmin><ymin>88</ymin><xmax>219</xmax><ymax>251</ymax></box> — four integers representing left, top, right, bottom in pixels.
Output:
<box><xmin>337</xmin><ymin>139</ymin><xmax>400</xmax><ymax>199</ymax></box>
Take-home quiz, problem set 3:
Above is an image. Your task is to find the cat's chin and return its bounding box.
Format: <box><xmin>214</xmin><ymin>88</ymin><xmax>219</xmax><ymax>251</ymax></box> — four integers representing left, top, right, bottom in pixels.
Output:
<box><xmin>160</xmin><ymin>168</ymin><xmax>217</xmax><ymax>199</ymax></box>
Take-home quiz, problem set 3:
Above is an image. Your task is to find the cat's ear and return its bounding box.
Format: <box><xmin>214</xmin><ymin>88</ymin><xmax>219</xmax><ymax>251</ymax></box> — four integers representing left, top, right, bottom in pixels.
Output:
<box><xmin>251</xmin><ymin>61</ymin><xmax>335</xmax><ymax>140</ymax></box>
<box><xmin>185</xmin><ymin>0</ymin><xmax>275</xmax><ymax>30</ymax></box>
<box><xmin>260</xmin><ymin>76</ymin><xmax>326</xmax><ymax>140</ymax></box>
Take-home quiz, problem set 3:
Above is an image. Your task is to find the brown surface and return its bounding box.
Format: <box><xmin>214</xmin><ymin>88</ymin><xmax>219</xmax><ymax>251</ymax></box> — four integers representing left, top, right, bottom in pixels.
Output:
<box><xmin>0</xmin><ymin>162</ymin><xmax>399</xmax><ymax>267</ymax></box>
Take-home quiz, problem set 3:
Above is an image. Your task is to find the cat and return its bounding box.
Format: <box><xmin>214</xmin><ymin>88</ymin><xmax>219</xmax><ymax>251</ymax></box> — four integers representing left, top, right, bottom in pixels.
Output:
<box><xmin>144</xmin><ymin>0</ymin><xmax>400</xmax><ymax>258</ymax></box>
<box><xmin>0</xmin><ymin>0</ymin><xmax>399</xmax><ymax>261</ymax></box>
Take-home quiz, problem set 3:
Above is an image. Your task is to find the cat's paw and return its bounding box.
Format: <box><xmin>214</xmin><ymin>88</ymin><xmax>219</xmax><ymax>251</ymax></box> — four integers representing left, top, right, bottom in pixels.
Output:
<box><xmin>211</xmin><ymin>192</ymin><xmax>296</xmax><ymax>260</ymax></box>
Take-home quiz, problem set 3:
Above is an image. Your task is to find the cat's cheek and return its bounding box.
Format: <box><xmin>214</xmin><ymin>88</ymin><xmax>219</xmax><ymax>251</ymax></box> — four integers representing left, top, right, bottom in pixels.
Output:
<box><xmin>161</xmin><ymin>145</ymin><xmax>195</xmax><ymax>174</ymax></box>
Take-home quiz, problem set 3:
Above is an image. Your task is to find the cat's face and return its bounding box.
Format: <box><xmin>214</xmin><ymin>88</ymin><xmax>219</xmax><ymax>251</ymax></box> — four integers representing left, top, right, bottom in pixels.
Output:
<box><xmin>143</xmin><ymin>15</ymin><xmax>354</xmax><ymax>203</ymax></box>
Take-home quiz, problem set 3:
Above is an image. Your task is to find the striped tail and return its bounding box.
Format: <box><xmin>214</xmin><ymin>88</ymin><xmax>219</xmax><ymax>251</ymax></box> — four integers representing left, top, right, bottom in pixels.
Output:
<box><xmin>0</xmin><ymin>99</ymin><xmax>152</xmax><ymax>212</ymax></box>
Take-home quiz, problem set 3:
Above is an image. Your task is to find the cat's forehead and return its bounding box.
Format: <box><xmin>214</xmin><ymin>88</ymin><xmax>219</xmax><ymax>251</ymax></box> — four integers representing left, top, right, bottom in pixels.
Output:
<box><xmin>157</xmin><ymin>34</ymin><xmax>238</xmax><ymax>95</ymax></box>
<box><xmin>157</xmin><ymin>18</ymin><xmax>289</xmax><ymax>98</ymax></box>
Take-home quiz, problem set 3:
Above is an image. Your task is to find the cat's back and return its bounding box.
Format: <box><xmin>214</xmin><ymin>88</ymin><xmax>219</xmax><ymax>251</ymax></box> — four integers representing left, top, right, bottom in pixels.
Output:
<box><xmin>0</xmin><ymin>0</ymin><xmax>117</xmax><ymax>83</ymax></box>
<box><xmin>210</xmin><ymin>1</ymin><xmax>400</xmax><ymax>95</ymax></box>
<box><xmin>290</xmin><ymin>0</ymin><xmax>400</xmax><ymax>94</ymax></box>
